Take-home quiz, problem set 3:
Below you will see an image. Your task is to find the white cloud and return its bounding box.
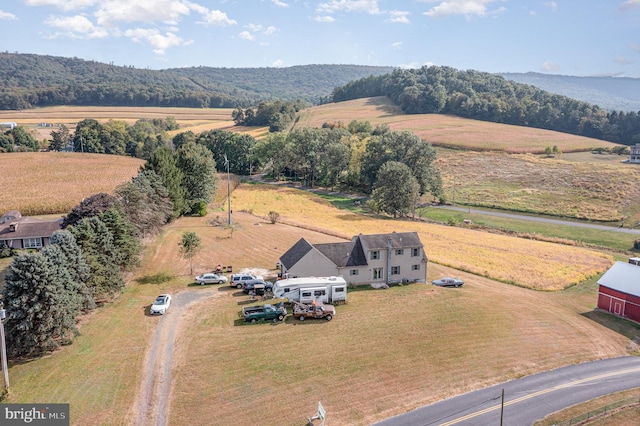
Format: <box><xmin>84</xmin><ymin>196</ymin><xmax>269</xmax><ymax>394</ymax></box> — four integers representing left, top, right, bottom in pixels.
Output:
<box><xmin>272</xmin><ymin>59</ymin><xmax>285</xmax><ymax>67</ymax></box>
<box><xmin>391</xmin><ymin>41</ymin><xmax>403</xmax><ymax>49</ymax></box>
<box><xmin>94</xmin><ymin>0</ymin><xmax>191</xmax><ymax>27</ymax></box>
<box><xmin>44</xmin><ymin>14</ymin><xmax>109</xmax><ymax>38</ymax></box>
<box><xmin>264</xmin><ymin>26</ymin><xmax>278</xmax><ymax>35</ymax></box>
<box><xmin>423</xmin><ymin>0</ymin><xmax>503</xmax><ymax>18</ymax></box>
<box><xmin>246</xmin><ymin>23</ymin><xmax>263</xmax><ymax>32</ymax></box>
<box><xmin>544</xmin><ymin>1</ymin><xmax>558</xmax><ymax>12</ymax></box>
<box><xmin>271</xmin><ymin>0</ymin><xmax>288</xmax><ymax>7</ymax></box>
<box><xmin>631</xmin><ymin>43</ymin><xmax>640</xmax><ymax>52</ymax></box>
<box><xmin>317</xmin><ymin>0</ymin><xmax>381</xmax><ymax>15</ymax></box>
<box><xmin>387</xmin><ymin>10</ymin><xmax>410</xmax><ymax>24</ymax></box>
<box><xmin>620</xmin><ymin>0</ymin><xmax>640</xmax><ymax>10</ymax></box>
<box><xmin>238</xmin><ymin>31</ymin><xmax>255</xmax><ymax>41</ymax></box>
<box><xmin>25</xmin><ymin>0</ymin><xmax>98</xmax><ymax>12</ymax></box>
<box><xmin>124</xmin><ymin>28</ymin><xmax>190</xmax><ymax>55</ymax></box>
<box><xmin>540</xmin><ymin>61</ymin><xmax>559</xmax><ymax>72</ymax></box>
<box><xmin>0</xmin><ymin>10</ymin><xmax>18</xmax><ymax>20</ymax></box>
<box><xmin>198</xmin><ymin>9</ymin><xmax>237</xmax><ymax>26</ymax></box>
<box><xmin>314</xmin><ymin>15</ymin><xmax>336</xmax><ymax>22</ymax></box>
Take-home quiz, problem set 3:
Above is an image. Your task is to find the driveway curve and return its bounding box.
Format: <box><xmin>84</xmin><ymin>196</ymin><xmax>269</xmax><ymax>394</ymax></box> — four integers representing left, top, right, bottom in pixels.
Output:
<box><xmin>374</xmin><ymin>356</ymin><xmax>640</xmax><ymax>426</ymax></box>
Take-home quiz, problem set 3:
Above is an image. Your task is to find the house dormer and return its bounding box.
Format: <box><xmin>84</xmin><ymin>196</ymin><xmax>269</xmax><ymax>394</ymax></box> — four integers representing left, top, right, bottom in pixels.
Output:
<box><xmin>8</xmin><ymin>222</ymin><xmax>17</xmax><ymax>232</ymax></box>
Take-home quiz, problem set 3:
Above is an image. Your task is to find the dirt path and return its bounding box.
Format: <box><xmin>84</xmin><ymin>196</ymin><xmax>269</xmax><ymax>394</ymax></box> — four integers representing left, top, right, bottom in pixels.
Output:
<box><xmin>133</xmin><ymin>288</ymin><xmax>220</xmax><ymax>426</ymax></box>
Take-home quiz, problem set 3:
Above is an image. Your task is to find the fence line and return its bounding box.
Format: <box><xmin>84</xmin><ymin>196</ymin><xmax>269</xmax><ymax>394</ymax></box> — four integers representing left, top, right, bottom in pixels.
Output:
<box><xmin>553</xmin><ymin>396</ymin><xmax>640</xmax><ymax>426</ymax></box>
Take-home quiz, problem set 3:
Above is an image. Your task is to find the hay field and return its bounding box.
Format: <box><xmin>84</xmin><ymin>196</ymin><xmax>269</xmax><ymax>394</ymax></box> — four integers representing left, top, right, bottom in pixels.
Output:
<box><xmin>435</xmin><ymin>149</ymin><xmax>640</xmax><ymax>223</ymax></box>
<box><xmin>0</xmin><ymin>152</ymin><xmax>144</xmax><ymax>215</ymax></box>
<box><xmin>234</xmin><ymin>184</ymin><xmax>612</xmax><ymax>290</ymax></box>
<box><xmin>0</xmin><ymin>106</ymin><xmax>238</xmax><ymax>140</ymax></box>
<box><xmin>294</xmin><ymin>97</ymin><xmax>619</xmax><ymax>153</ymax></box>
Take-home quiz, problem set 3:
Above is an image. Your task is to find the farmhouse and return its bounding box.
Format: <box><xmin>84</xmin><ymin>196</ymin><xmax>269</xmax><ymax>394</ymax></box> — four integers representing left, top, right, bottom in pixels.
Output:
<box><xmin>596</xmin><ymin>260</ymin><xmax>640</xmax><ymax>323</ymax></box>
<box><xmin>629</xmin><ymin>143</ymin><xmax>640</xmax><ymax>164</ymax></box>
<box><xmin>0</xmin><ymin>211</ymin><xmax>63</xmax><ymax>250</ymax></box>
<box><xmin>279</xmin><ymin>232</ymin><xmax>427</xmax><ymax>286</ymax></box>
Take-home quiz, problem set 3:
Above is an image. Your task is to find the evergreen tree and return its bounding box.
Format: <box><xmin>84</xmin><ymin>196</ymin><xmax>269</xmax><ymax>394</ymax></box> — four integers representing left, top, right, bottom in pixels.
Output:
<box><xmin>115</xmin><ymin>170</ymin><xmax>172</xmax><ymax>236</ymax></box>
<box><xmin>69</xmin><ymin>217</ymin><xmax>124</xmax><ymax>302</ymax></box>
<box><xmin>49</xmin><ymin>230</ymin><xmax>95</xmax><ymax>312</ymax></box>
<box><xmin>63</xmin><ymin>192</ymin><xmax>120</xmax><ymax>228</ymax></box>
<box><xmin>98</xmin><ymin>207</ymin><xmax>141</xmax><ymax>269</ymax></box>
<box><xmin>144</xmin><ymin>147</ymin><xmax>188</xmax><ymax>218</ymax></box>
<box><xmin>2</xmin><ymin>251</ymin><xmax>77</xmax><ymax>358</ymax></box>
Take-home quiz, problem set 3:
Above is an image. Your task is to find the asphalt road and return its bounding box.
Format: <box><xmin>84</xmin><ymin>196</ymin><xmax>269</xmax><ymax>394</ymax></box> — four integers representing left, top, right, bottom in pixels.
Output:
<box><xmin>374</xmin><ymin>356</ymin><xmax>640</xmax><ymax>426</ymax></box>
<box><xmin>433</xmin><ymin>205</ymin><xmax>640</xmax><ymax>235</ymax></box>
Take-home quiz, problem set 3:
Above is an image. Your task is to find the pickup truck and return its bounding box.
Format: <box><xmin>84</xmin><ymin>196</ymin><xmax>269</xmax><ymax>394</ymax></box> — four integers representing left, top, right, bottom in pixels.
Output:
<box><xmin>242</xmin><ymin>302</ymin><xmax>287</xmax><ymax>323</ymax></box>
<box><xmin>292</xmin><ymin>300</ymin><xmax>335</xmax><ymax>321</ymax></box>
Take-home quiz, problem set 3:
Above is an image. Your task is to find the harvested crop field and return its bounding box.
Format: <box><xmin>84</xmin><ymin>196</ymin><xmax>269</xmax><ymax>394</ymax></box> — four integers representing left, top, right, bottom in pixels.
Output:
<box><xmin>435</xmin><ymin>149</ymin><xmax>640</xmax><ymax>223</ymax></box>
<box><xmin>294</xmin><ymin>97</ymin><xmax>619</xmax><ymax>153</ymax></box>
<box><xmin>233</xmin><ymin>183</ymin><xmax>613</xmax><ymax>290</ymax></box>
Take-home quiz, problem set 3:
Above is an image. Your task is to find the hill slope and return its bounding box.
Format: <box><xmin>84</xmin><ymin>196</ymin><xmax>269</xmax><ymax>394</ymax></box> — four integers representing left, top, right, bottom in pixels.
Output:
<box><xmin>0</xmin><ymin>53</ymin><xmax>395</xmax><ymax>109</ymax></box>
<box><xmin>499</xmin><ymin>72</ymin><xmax>640</xmax><ymax>112</ymax></box>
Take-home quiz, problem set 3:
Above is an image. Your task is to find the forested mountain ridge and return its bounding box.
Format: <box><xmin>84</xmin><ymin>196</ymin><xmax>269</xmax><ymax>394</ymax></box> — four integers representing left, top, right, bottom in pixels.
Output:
<box><xmin>499</xmin><ymin>72</ymin><xmax>640</xmax><ymax>112</ymax></box>
<box><xmin>331</xmin><ymin>66</ymin><xmax>640</xmax><ymax>146</ymax></box>
<box><xmin>0</xmin><ymin>53</ymin><xmax>395</xmax><ymax>109</ymax></box>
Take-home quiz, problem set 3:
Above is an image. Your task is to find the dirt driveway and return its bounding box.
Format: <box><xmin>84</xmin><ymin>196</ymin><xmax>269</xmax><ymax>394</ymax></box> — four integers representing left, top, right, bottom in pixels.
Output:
<box><xmin>133</xmin><ymin>288</ymin><xmax>221</xmax><ymax>426</ymax></box>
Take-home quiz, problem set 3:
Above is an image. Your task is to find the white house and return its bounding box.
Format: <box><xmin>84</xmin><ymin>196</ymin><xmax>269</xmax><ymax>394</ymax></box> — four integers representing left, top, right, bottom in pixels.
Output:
<box><xmin>279</xmin><ymin>232</ymin><xmax>427</xmax><ymax>286</ymax></box>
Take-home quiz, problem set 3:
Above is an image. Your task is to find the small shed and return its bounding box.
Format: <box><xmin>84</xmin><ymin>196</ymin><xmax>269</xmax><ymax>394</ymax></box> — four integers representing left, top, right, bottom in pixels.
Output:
<box><xmin>597</xmin><ymin>261</ymin><xmax>640</xmax><ymax>322</ymax></box>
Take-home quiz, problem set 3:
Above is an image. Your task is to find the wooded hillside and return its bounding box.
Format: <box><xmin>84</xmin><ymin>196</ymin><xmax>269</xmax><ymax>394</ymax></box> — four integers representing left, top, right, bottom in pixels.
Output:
<box><xmin>0</xmin><ymin>53</ymin><xmax>394</xmax><ymax>109</ymax></box>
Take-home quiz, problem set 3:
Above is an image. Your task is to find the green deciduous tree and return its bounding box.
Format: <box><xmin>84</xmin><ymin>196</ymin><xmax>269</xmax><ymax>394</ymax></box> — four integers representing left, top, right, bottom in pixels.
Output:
<box><xmin>179</xmin><ymin>231</ymin><xmax>201</xmax><ymax>274</ymax></box>
<box><xmin>176</xmin><ymin>142</ymin><xmax>217</xmax><ymax>213</ymax></box>
<box><xmin>371</xmin><ymin>161</ymin><xmax>418</xmax><ymax>218</ymax></box>
<box><xmin>49</xmin><ymin>124</ymin><xmax>71</xmax><ymax>151</ymax></box>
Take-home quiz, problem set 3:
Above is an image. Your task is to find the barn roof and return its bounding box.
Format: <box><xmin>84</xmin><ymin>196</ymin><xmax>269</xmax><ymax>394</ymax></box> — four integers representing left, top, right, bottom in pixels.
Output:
<box><xmin>597</xmin><ymin>261</ymin><xmax>640</xmax><ymax>297</ymax></box>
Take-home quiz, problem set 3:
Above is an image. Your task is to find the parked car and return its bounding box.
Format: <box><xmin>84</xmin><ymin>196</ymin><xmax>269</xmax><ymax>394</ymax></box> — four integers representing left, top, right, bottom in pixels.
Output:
<box><xmin>230</xmin><ymin>273</ymin><xmax>263</xmax><ymax>289</ymax></box>
<box><xmin>431</xmin><ymin>277</ymin><xmax>464</xmax><ymax>288</ymax></box>
<box><xmin>242</xmin><ymin>280</ymin><xmax>274</xmax><ymax>294</ymax></box>
<box><xmin>195</xmin><ymin>273</ymin><xmax>227</xmax><ymax>285</ymax></box>
<box><xmin>150</xmin><ymin>294</ymin><xmax>172</xmax><ymax>314</ymax></box>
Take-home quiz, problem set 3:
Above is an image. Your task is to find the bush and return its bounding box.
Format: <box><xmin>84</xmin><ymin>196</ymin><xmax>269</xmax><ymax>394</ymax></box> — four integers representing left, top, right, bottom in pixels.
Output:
<box><xmin>191</xmin><ymin>201</ymin><xmax>207</xmax><ymax>217</ymax></box>
<box><xmin>268</xmin><ymin>211</ymin><xmax>280</xmax><ymax>224</ymax></box>
<box><xmin>634</xmin><ymin>239</ymin><xmax>640</xmax><ymax>250</ymax></box>
<box><xmin>0</xmin><ymin>242</ymin><xmax>11</xmax><ymax>258</ymax></box>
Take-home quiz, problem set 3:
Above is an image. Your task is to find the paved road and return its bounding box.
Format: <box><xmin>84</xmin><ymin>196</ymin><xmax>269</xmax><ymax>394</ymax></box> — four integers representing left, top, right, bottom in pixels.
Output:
<box><xmin>433</xmin><ymin>205</ymin><xmax>640</xmax><ymax>235</ymax></box>
<box><xmin>374</xmin><ymin>356</ymin><xmax>640</xmax><ymax>426</ymax></box>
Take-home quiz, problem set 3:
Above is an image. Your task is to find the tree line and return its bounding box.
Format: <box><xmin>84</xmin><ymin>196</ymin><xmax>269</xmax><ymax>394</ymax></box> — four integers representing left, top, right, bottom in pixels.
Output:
<box><xmin>331</xmin><ymin>65</ymin><xmax>640</xmax><ymax>146</ymax></box>
<box><xmin>0</xmin><ymin>143</ymin><xmax>217</xmax><ymax>359</ymax></box>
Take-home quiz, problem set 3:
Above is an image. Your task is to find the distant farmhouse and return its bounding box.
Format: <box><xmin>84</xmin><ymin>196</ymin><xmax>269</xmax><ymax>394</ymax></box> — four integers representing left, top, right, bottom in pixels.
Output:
<box><xmin>279</xmin><ymin>232</ymin><xmax>427</xmax><ymax>286</ymax></box>
<box><xmin>597</xmin><ymin>259</ymin><xmax>640</xmax><ymax>323</ymax></box>
<box><xmin>0</xmin><ymin>122</ymin><xmax>17</xmax><ymax>130</ymax></box>
<box><xmin>629</xmin><ymin>144</ymin><xmax>640</xmax><ymax>164</ymax></box>
<box><xmin>0</xmin><ymin>211</ymin><xmax>63</xmax><ymax>250</ymax></box>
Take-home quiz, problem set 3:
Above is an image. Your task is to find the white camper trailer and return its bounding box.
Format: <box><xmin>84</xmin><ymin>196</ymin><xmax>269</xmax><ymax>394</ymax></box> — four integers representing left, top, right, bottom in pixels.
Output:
<box><xmin>272</xmin><ymin>276</ymin><xmax>347</xmax><ymax>304</ymax></box>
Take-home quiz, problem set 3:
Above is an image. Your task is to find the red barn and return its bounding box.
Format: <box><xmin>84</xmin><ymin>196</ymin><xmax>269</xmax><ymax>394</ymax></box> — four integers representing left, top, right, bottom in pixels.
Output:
<box><xmin>597</xmin><ymin>261</ymin><xmax>640</xmax><ymax>322</ymax></box>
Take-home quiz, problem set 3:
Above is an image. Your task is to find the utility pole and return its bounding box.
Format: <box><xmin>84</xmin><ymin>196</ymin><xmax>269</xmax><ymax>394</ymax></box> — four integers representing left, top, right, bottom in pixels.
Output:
<box><xmin>0</xmin><ymin>300</ymin><xmax>9</xmax><ymax>393</ymax></box>
<box><xmin>224</xmin><ymin>155</ymin><xmax>231</xmax><ymax>225</ymax></box>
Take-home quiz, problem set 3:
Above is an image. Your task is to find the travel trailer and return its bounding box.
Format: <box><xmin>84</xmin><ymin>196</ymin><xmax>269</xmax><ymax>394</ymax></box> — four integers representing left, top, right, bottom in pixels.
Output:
<box><xmin>272</xmin><ymin>276</ymin><xmax>347</xmax><ymax>304</ymax></box>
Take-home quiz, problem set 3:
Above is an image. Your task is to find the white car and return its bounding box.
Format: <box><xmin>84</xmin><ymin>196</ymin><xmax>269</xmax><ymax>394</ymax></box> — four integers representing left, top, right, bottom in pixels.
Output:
<box><xmin>195</xmin><ymin>273</ymin><xmax>228</xmax><ymax>285</ymax></box>
<box><xmin>150</xmin><ymin>294</ymin><xmax>172</xmax><ymax>315</ymax></box>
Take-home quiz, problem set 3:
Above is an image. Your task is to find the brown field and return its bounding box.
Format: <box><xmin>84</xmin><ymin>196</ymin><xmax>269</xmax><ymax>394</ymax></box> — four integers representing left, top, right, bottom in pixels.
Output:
<box><xmin>233</xmin><ymin>184</ymin><xmax>613</xmax><ymax>290</ymax></box>
<box><xmin>0</xmin><ymin>152</ymin><xmax>144</xmax><ymax>215</ymax></box>
<box><xmin>435</xmin><ymin>149</ymin><xmax>640</xmax><ymax>223</ymax></box>
<box><xmin>294</xmin><ymin>97</ymin><xmax>619</xmax><ymax>153</ymax></box>
<box><xmin>0</xmin><ymin>106</ymin><xmax>240</xmax><ymax>141</ymax></box>
<box><xmin>1</xmin><ymin>182</ymin><xmax>638</xmax><ymax>426</ymax></box>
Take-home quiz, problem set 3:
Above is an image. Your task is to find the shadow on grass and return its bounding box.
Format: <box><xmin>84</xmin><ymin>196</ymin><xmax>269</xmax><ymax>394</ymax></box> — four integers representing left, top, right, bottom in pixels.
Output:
<box><xmin>581</xmin><ymin>309</ymin><xmax>640</xmax><ymax>340</ymax></box>
<box><xmin>135</xmin><ymin>272</ymin><xmax>174</xmax><ymax>285</ymax></box>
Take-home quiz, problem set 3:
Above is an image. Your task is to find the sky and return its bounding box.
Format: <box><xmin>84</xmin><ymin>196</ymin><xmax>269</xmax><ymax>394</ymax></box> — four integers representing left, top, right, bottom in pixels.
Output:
<box><xmin>1</xmin><ymin>0</ymin><xmax>639</xmax><ymax>77</ymax></box>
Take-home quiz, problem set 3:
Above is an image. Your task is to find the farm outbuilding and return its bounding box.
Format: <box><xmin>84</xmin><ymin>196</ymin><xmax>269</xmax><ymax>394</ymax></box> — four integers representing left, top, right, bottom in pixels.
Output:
<box><xmin>597</xmin><ymin>261</ymin><xmax>640</xmax><ymax>323</ymax></box>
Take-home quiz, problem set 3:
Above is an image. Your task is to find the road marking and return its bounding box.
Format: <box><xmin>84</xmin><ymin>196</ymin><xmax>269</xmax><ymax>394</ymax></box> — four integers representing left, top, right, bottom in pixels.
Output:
<box><xmin>439</xmin><ymin>366</ymin><xmax>640</xmax><ymax>425</ymax></box>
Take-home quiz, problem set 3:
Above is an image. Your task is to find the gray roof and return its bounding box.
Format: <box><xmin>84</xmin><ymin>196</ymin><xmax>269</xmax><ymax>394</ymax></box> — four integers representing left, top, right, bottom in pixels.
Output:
<box><xmin>0</xmin><ymin>216</ymin><xmax>63</xmax><ymax>241</ymax></box>
<box><xmin>314</xmin><ymin>241</ymin><xmax>362</xmax><ymax>267</ymax></box>
<box><xmin>597</xmin><ymin>261</ymin><xmax>640</xmax><ymax>297</ymax></box>
<box><xmin>280</xmin><ymin>238</ymin><xmax>314</xmax><ymax>269</ymax></box>
<box><xmin>357</xmin><ymin>232</ymin><xmax>423</xmax><ymax>251</ymax></box>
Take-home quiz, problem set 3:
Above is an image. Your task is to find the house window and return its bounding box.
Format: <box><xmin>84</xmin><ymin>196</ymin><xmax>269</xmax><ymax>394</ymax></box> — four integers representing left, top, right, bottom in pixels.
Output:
<box><xmin>24</xmin><ymin>238</ymin><xmax>43</xmax><ymax>249</ymax></box>
<box><xmin>411</xmin><ymin>247</ymin><xmax>420</xmax><ymax>257</ymax></box>
<box><xmin>373</xmin><ymin>268</ymin><xmax>383</xmax><ymax>280</ymax></box>
<box><xmin>391</xmin><ymin>266</ymin><xmax>400</xmax><ymax>275</ymax></box>
<box><xmin>370</xmin><ymin>250</ymin><xmax>380</xmax><ymax>260</ymax></box>
<box><xmin>395</xmin><ymin>249</ymin><xmax>404</xmax><ymax>256</ymax></box>
<box><xmin>349</xmin><ymin>269</ymin><xmax>359</xmax><ymax>276</ymax></box>
<box><xmin>411</xmin><ymin>264</ymin><xmax>420</xmax><ymax>271</ymax></box>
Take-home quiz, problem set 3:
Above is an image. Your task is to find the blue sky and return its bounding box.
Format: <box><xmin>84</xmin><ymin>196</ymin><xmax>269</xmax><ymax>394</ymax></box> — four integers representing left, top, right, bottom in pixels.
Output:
<box><xmin>1</xmin><ymin>1</ymin><xmax>639</xmax><ymax>76</ymax></box>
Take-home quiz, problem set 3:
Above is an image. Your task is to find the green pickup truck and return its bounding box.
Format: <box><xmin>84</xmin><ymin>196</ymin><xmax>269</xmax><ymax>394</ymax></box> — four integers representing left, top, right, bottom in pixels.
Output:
<box><xmin>242</xmin><ymin>302</ymin><xmax>287</xmax><ymax>323</ymax></box>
